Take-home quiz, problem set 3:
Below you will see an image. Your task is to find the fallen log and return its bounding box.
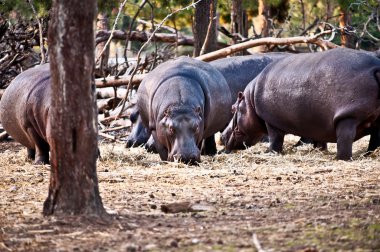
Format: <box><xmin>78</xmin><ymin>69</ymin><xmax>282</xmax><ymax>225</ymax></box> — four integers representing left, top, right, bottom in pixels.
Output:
<box><xmin>197</xmin><ymin>33</ymin><xmax>339</xmax><ymax>62</ymax></box>
<box><xmin>96</xmin><ymin>29</ymin><xmax>227</xmax><ymax>48</ymax></box>
<box><xmin>96</xmin><ymin>30</ymin><xmax>194</xmax><ymax>46</ymax></box>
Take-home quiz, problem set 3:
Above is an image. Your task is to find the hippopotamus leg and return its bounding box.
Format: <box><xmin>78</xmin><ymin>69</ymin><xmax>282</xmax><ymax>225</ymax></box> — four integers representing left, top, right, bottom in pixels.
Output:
<box><xmin>266</xmin><ymin>123</ymin><xmax>285</xmax><ymax>153</ymax></box>
<box><xmin>314</xmin><ymin>141</ymin><xmax>328</xmax><ymax>151</ymax></box>
<box><xmin>26</xmin><ymin>127</ymin><xmax>50</xmax><ymax>164</ymax></box>
<box><xmin>144</xmin><ymin>135</ymin><xmax>157</xmax><ymax>153</ymax></box>
<box><xmin>201</xmin><ymin>135</ymin><xmax>217</xmax><ymax>156</ymax></box>
<box><xmin>335</xmin><ymin>118</ymin><xmax>357</xmax><ymax>160</ymax></box>
<box><xmin>152</xmin><ymin>131</ymin><xmax>168</xmax><ymax>161</ymax></box>
<box><xmin>27</xmin><ymin>148</ymin><xmax>36</xmax><ymax>160</ymax></box>
<box><xmin>367</xmin><ymin>119</ymin><xmax>380</xmax><ymax>154</ymax></box>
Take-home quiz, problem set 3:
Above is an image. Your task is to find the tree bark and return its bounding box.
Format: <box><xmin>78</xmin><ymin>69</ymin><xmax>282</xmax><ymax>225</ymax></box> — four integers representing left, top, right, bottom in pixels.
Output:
<box><xmin>95</xmin><ymin>12</ymin><xmax>110</xmax><ymax>78</ymax></box>
<box><xmin>44</xmin><ymin>0</ymin><xmax>106</xmax><ymax>217</ymax></box>
<box><xmin>192</xmin><ymin>0</ymin><xmax>218</xmax><ymax>56</ymax></box>
<box><xmin>257</xmin><ymin>0</ymin><xmax>269</xmax><ymax>37</ymax></box>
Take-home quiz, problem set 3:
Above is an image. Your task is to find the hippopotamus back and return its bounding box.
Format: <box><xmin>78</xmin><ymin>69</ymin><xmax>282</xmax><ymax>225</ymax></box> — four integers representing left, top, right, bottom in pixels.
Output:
<box><xmin>210</xmin><ymin>53</ymin><xmax>288</xmax><ymax>100</ymax></box>
<box><xmin>0</xmin><ymin>64</ymin><xmax>51</xmax><ymax>163</ymax></box>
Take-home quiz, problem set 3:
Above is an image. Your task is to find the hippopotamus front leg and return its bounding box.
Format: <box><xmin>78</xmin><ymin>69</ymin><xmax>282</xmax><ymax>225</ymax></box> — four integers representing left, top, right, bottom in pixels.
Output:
<box><xmin>367</xmin><ymin>122</ymin><xmax>380</xmax><ymax>154</ymax></box>
<box><xmin>151</xmin><ymin>131</ymin><xmax>168</xmax><ymax>161</ymax></box>
<box><xmin>201</xmin><ymin>135</ymin><xmax>217</xmax><ymax>156</ymax></box>
<box><xmin>27</xmin><ymin>148</ymin><xmax>36</xmax><ymax>160</ymax></box>
<box><xmin>266</xmin><ymin>123</ymin><xmax>285</xmax><ymax>154</ymax></box>
<box><xmin>26</xmin><ymin>127</ymin><xmax>50</xmax><ymax>164</ymax></box>
<box><xmin>335</xmin><ymin>118</ymin><xmax>357</xmax><ymax>161</ymax></box>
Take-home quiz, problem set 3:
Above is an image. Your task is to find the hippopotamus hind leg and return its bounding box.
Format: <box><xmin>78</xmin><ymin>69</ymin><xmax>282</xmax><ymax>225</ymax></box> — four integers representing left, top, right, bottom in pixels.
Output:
<box><xmin>266</xmin><ymin>123</ymin><xmax>285</xmax><ymax>153</ymax></box>
<box><xmin>26</xmin><ymin>128</ymin><xmax>50</xmax><ymax>164</ymax></box>
<box><xmin>335</xmin><ymin>118</ymin><xmax>357</xmax><ymax>160</ymax></box>
<box><xmin>201</xmin><ymin>135</ymin><xmax>217</xmax><ymax>156</ymax></box>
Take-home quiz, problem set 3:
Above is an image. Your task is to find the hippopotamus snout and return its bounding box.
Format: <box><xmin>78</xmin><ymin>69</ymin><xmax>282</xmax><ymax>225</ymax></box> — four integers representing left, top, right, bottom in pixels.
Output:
<box><xmin>169</xmin><ymin>148</ymin><xmax>201</xmax><ymax>165</ymax></box>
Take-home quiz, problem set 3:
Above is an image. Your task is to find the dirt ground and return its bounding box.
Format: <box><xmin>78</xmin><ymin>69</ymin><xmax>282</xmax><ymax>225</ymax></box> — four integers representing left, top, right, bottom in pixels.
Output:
<box><xmin>1</xmin><ymin>134</ymin><xmax>380</xmax><ymax>251</ymax></box>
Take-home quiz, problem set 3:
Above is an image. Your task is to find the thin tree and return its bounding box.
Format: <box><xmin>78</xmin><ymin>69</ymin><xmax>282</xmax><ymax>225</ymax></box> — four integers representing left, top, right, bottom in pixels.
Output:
<box><xmin>193</xmin><ymin>0</ymin><xmax>217</xmax><ymax>56</ymax></box>
<box><xmin>43</xmin><ymin>0</ymin><xmax>106</xmax><ymax>217</ymax></box>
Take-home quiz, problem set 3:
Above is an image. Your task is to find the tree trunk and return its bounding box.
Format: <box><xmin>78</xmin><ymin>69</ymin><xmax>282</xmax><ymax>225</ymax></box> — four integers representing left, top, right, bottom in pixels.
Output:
<box><xmin>95</xmin><ymin>12</ymin><xmax>110</xmax><ymax>78</ymax></box>
<box><xmin>43</xmin><ymin>0</ymin><xmax>106</xmax><ymax>217</ymax></box>
<box><xmin>192</xmin><ymin>0</ymin><xmax>217</xmax><ymax>57</ymax></box>
<box><xmin>339</xmin><ymin>7</ymin><xmax>355</xmax><ymax>48</ymax></box>
<box><xmin>257</xmin><ymin>0</ymin><xmax>269</xmax><ymax>37</ymax></box>
<box><xmin>253</xmin><ymin>0</ymin><xmax>269</xmax><ymax>52</ymax></box>
<box><xmin>230</xmin><ymin>0</ymin><xmax>248</xmax><ymax>55</ymax></box>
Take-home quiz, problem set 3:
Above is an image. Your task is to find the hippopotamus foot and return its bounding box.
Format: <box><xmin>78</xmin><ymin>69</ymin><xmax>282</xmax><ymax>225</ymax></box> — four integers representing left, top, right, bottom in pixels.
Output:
<box><xmin>144</xmin><ymin>135</ymin><xmax>158</xmax><ymax>153</ymax></box>
<box><xmin>201</xmin><ymin>135</ymin><xmax>217</xmax><ymax>156</ymax></box>
<box><xmin>294</xmin><ymin>137</ymin><xmax>327</xmax><ymax>151</ymax></box>
<box><xmin>26</xmin><ymin>128</ymin><xmax>50</xmax><ymax>164</ymax></box>
<box><xmin>266</xmin><ymin>123</ymin><xmax>285</xmax><ymax>153</ymax></box>
<box><xmin>27</xmin><ymin>148</ymin><xmax>36</xmax><ymax>160</ymax></box>
<box><xmin>314</xmin><ymin>141</ymin><xmax>327</xmax><ymax>151</ymax></box>
<box><xmin>153</xmin><ymin>137</ymin><xmax>169</xmax><ymax>161</ymax></box>
<box><xmin>336</xmin><ymin>118</ymin><xmax>357</xmax><ymax>161</ymax></box>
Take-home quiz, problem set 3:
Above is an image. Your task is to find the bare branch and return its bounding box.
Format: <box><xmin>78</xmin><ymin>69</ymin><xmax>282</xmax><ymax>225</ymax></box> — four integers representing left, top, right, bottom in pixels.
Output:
<box><xmin>26</xmin><ymin>0</ymin><xmax>46</xmax><ymax>64</ymax></box>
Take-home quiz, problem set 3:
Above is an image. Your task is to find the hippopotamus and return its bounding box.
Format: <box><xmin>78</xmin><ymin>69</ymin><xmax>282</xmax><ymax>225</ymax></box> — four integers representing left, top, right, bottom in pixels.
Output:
<box><xmin>137</xmin><ymin>56</ymin><xmax>238</xmax><ymax>163</ymax></box>
<box><xmin>221</xmin><ymin>48</ymin><xmax>380</xmax><ymax>160</ymax></box>
<box><xmin>0</xmin><ymin>64</ymin><xmax>51</xmax><ymax>164</ymax></box>
<box><xmin>127</xmin><ymin>53</ymin><xmax>288</xmax><ymax>153</ymax></box>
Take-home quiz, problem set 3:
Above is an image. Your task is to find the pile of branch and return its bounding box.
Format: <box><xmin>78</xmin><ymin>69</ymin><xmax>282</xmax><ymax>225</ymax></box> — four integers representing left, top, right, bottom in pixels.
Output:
<box><xmin>95</xmin><ymin>31</ymin><xmax>339</xmax><ymax>88</ymax></box>
<box><xmin>0</xmin><ymin>15</ymin><xmax>45</xmax><ymax>88</ymax></box>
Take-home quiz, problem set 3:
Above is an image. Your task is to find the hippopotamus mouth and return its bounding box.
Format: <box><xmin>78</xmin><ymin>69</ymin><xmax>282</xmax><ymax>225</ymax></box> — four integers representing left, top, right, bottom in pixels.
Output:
<box><xmin>225</xmin><ymin>97</ymin><xmax>247</xmax><ymax>151</ymax></box>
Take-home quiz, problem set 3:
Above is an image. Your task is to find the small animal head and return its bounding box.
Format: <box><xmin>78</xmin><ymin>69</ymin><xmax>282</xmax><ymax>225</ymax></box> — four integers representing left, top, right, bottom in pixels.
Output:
<box><xmin>156</xmin><ymin>105</ymin><xmax>204</xmax><ymax>164</ymax></box>
<box><xmin>221</xmin><ymin>91</ymin><xmax>266</xmax><ymax>151</ymax></box>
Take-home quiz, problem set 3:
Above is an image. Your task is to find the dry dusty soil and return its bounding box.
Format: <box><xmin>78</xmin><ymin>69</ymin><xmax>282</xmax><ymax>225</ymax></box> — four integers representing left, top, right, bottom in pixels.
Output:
<box><xmin>1</xmin><ymin>134</ymin><xmax>380</xmax><ymax>251</ymax></box>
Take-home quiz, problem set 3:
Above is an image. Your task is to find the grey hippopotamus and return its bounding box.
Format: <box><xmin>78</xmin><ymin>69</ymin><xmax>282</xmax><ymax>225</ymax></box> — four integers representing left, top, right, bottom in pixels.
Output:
<box><xmin>0</xmin><ymin>64</ymin><xmax>51</xmax><ymax>164</ymax></box>
<box><xmin>127</xmin><ymin>53</ymin><xmax>288</xmax><ymax>153</ymax></box>
<box><xmin>137</xmin><ymin>56</ymin><xmax>235</xmax><ymax>163</ymax></box>
<box><xmin>222</xmin><ymin>48</ymin><xmax>380</xmax><ymax>160</ymax></box>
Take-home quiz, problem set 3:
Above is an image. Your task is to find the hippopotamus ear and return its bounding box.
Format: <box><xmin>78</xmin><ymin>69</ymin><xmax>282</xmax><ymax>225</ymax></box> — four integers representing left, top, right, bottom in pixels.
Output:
<box><xmin>238</xmin><ymin>92</ymin><xmax>244</xmax><ymax>101</ymax></box>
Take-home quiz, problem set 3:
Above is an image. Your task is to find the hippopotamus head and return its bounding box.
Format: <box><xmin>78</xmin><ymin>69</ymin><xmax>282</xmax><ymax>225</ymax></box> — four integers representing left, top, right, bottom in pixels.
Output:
<box><xmin>126</xmin><ymin>107</ymin><xmax>150</xmax><ymax>148</ymax></box>
<box><xmin>155</xmin><ymin>105</ymin><xmax>204</xmax><ymax>164</ymax></box>
<box><xmin>221</xmin><ymin>91</ymin><xmax>267</xmax><ymax>152</ymax></box>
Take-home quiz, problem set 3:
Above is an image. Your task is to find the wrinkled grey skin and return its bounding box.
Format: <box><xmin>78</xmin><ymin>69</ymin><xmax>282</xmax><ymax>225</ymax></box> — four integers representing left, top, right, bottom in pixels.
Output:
<box><xmin>137</xmin><ymin>56</ymin><xmax>233</xmax><ymax>164</ymax></box>
<box><xmin>0</xmin><ymin>64</ymin><xmax>51</xmax><ymax>164</ymax></box>
<box><xmin>222</xmin><ymin>48</ymin><xmax>380</xmax><ymax>160</ymax></box>
<box><xmin>127</xmin><ymin>53</ymin><xmax>288</xmax><ymax>152</ymax></box>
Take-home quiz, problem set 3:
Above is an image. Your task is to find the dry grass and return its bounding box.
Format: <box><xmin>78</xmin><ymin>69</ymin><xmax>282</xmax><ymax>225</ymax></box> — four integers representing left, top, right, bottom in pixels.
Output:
<box><xmin>1</xmin><ymin>135</ymin><xmax>380</xmax><ymax>251</ymax></box>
